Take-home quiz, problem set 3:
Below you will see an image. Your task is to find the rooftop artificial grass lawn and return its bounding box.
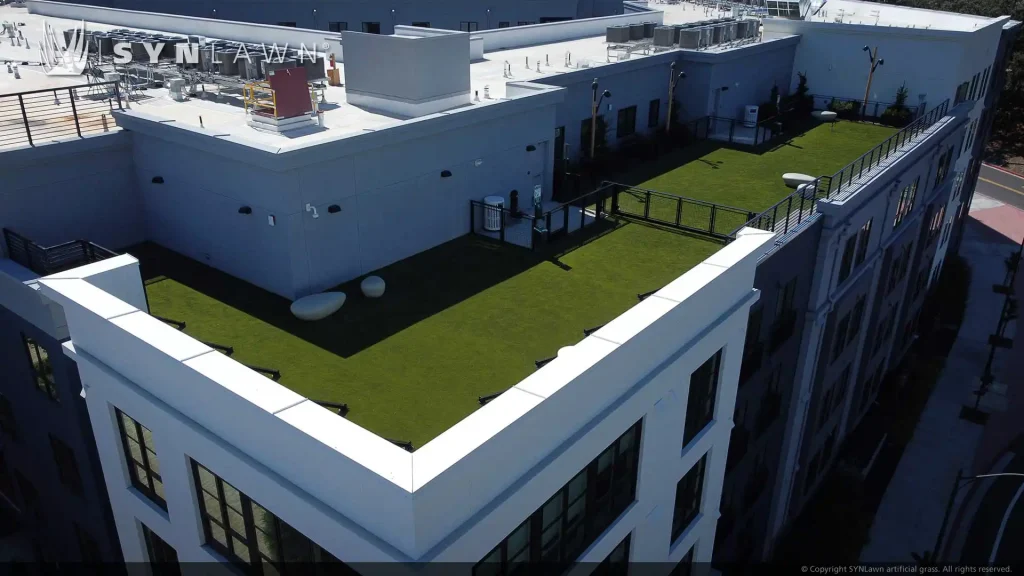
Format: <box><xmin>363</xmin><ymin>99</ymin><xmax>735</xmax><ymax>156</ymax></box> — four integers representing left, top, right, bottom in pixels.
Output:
<box><xmin>616</xmin><ymin>121</ymin><xmax>898</xmax><ymax>215</ymax></box>
<box><xmin>137</xmin><ymin>223</ymin><xmax>719</xmax><ymax>448</ymax></box>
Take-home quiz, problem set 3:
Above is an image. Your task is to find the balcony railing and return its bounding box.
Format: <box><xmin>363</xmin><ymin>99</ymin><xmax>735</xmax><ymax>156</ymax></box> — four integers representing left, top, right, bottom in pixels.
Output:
<box><xmin>726</xmin><ymin>99</ymin><xmax>952</xmax><ymax>242</ymax></box>
<box><xmin>1</xmin><ymin>81</ymin><xmax>123</xmax><ymax>150</ymax></box>
<box><xmin>809</xmin><ymin>94</ymin><xmax>920</xmax><ymax>121</ymax></box>
<box><xmin>3</xmin><ymin>228</ymin><xmax>117</xmax><ymax>276</ymax></box>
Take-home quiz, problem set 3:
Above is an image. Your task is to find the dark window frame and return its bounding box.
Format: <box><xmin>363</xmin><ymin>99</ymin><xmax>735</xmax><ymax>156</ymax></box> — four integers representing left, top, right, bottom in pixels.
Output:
<box><xmin>647</xmin><ymin>99</ymin><xmax>660</xmax><ymax>128</ymax></box>
<box><xmin>670</xmin><ymin>547</ymin><xmax>695</xmax><ymax>576</ymax></box>
<box><xmin>854</xmin><ymin>219</ymin><xmax>872</xmax><ymax>266</ymax></box>
<box><xmin>683</xmin><ymin>350</ymin><xmax>722</xmax><ymax>446</ymax></box>
<box><xmin>117</xmin><ymin>409</ymin><xmax>166</xmax><ymax>509</ymax></box>
<box><xmin>593</xmin><ymin>533</ymin><xmax>631</xmax><ymax>576</ymax></box>
<box><xmin>670</xmin><ymin>454</ymin><xmax>707</xmax><ymax>543</ymax></box>
<box><xmin>498</xmin><ymin>21</ymin><xmax>511</xmax><ymax>28</ymax></box>
<box><xmin>22</xmin><ymin>334</ymin><xmax>58</xmax><ymax>402</ymax></box>
<box><xmin>75</xmin><ymin>522</ymin><xmax>103</xmax><ymax>563</ymax></box>
<box><xmin>616</xmin><ymin>105</ymin><xmax>637</xmax><ymax>139</ymax></box>
<box><xmin>411</xmin><ymin>22</ymin><xmax>431</xmax><ymax>28</ymax></box>
<box><xmin>459</xmin><ymin>21</ymin><xmax>480</xmax><ymax>32</ymax></box>
<box><xmin>0</xmin><ymin>394</ymin><xmax>16</xmax><ymax>441</ymax></box>
<box><xmin>362</xmin><ymin>22</ymin><xmax>381</xmax><ymax>34</ymax></box>
<box><xmin>473</xmin><ymin>421</ymin><xmax>643</xmax><ymax>575</ymax></box>
<box><xmin>191</xmin><ymin>460</ymin><xmax>345</xmax><ymax>574</ymax></box>
<box><xmin>328</xmin><ymin>22</ymin><xmax>348</xmax><ymax>32</ymax></box>
<box><xmin>50</xmin><ymin>434</ymin><xmax>83</xmax><ymax>496</ymax></box>
<box><xmin>831</xmin><ymin>313</ymin><xmax>851</xmax><ymax>363</ymax></box>
<box><xmin>142</xmin><ymin>522</ymin><xmax>181</xmax><ymax>572</ymax></box>
<box><xmin>275</xmin><ymin>22</ymin><xmax>297</xmax><ymax>27</ymax></box>
<box><xmin>838</xmin><ymin>234</ymin><xmax>857</xmax><ymax>284</ymax></box>
<box><xmin>847</xmin><ymin>295</ymin><xmax>866</xmax><ymax>345</ymax></box>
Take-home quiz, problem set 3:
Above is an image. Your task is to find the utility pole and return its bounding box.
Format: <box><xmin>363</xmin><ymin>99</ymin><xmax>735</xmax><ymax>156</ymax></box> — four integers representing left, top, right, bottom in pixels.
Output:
<box><xmin>590</xmin><ymin>79</ymin><xmax>611</xmax><ymax>160</ymax></box>
<box><xmin>666</xmin><ymin>62</ymin><xmax>686</xmax><ymax>135</ymax></box>
<box><xmin>862</xmin><ymin>45</ymin><xmax>884</xmax><ymax>117</ymax></box>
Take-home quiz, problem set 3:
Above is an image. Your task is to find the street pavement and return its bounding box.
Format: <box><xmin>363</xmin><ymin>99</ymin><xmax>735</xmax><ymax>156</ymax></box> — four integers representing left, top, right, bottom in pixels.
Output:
<box><xmin>978</xmin><ymin>164</ymin><xmax>1024</xmax><ymax>212</ymax></box>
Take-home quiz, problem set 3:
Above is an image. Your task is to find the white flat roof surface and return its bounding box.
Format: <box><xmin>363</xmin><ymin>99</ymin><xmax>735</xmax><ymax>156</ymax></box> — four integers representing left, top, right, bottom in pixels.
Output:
<box><xmin>804</xmin><ymin>0</ymin><xmax>998</xmax><ymax>31</ymax></box>
<box><xmin>1</xmin><ymin>4</ymin><xmax>774</xmax><ymax>147</ymax></box>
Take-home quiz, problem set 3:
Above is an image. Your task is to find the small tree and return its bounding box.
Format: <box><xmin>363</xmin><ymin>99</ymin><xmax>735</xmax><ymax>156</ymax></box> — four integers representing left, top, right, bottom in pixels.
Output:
<box><xmin>881</xmin><ymin>83</ymin><xmax>913</xmax><ymax>127</ymax></box>
<box><xmin>795</xmin><ymin>72</ymin><xmax>814</xmax><ymax>114</ymax></box>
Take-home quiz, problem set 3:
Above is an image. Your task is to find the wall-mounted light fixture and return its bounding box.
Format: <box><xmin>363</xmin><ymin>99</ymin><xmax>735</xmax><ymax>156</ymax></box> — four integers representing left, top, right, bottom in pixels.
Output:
<box><xmin>328</xmin><ymin>205</ymin><xmax>341</xmax><ymax>214</ymax></box>
<box><xmin>152</xmin><ymin>176</ymin><xmax>164</xmax><ymax>184</ymax></box>
<box><xmin>238</xmin><ymin>206</ymin><xmax>252</xmax><ymax>215</ymax></box>
<box><xmin>526</xmin><ymin>144</ymin><xmax>537</xmax><ymax>152</ymax></box>
<box><xmin>305</xmin><ymin>203</ymin><xmax>320</xmax><ymax>219</ymax></box>
<box><xmin>441</xmin><ymin>170</ymin><xmax>452</xmax><ymax>178</ymax></box>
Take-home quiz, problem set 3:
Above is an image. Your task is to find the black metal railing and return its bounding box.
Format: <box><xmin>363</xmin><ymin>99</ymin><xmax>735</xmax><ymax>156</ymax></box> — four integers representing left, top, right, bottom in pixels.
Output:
<box><xmin>1</xmin><ymin>81</ymin><xmax>123</xmax><ymax>149</ymax></box>
<box><xmin>469</xmin><ymin>199</ymin><xmax>536</xmax><ymax>250</ymax></box>
<box><xmin>810</xmin><ymin>94</ymin><xmax>920</xmax><ymax>121</ymax></box>
<box><xmin>537</xmin><ymin>185</ymin><xmax>614</xmax><ymax>244</ymax></box>
<box><xmin>727</xmin><ymin>99</ymin><xmax>952</xmax><ymax>240</ymax></box>
<box><xmin>3</xmin><ymin>228</ymin><xmax>118</xmax><ymax>276</ymax></box>
<box><xmin>600</xmin><ymin>182</ymin><xmax>756</xmax><ymax>239</ymax></box>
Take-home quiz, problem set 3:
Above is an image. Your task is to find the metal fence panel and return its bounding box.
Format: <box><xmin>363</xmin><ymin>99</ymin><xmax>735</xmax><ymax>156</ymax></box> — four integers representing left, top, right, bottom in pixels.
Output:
<box><xmin>0</xmin><ymin>81</ymin><xmax>122</xmax><ymax>150</ymax></box>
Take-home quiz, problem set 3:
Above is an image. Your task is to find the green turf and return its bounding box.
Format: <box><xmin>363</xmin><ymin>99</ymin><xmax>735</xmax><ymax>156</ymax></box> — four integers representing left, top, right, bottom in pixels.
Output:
<box><xmin>133</xmin><ymin>221</ymin><xmax>720</xmax><ymax>448</ymax></box>
<box><xmin>612</xmin><ymin>120</ymin><xmax>898</xmax><ymax>216</ymax></box>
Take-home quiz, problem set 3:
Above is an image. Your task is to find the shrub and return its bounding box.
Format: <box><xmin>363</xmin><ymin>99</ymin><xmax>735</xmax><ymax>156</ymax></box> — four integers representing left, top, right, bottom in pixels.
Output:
<box><xmin>828</xmin><ymin>97</ymin><xmax>862</xmax><ymax>119</ymax></box>
<box><xmin>880</xmin><ymin>83</ymin><xmax>913</xmax><ymax>127</ymax></box>
<box><xmin>795</xmin><ymin>71</ymin><xmax>814</xmax><ymax>115</ymax></box>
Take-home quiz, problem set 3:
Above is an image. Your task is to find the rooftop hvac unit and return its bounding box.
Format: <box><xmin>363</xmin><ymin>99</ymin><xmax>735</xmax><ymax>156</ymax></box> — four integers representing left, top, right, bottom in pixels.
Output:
<box><xmin>130</xmin><ymin>41</ymin><xmax>149</xmax><ymax>61</ymax></box>
<box><xmin>629</xmin><ymin>23</ymin><xmax>644</xmax><ymax>40</ymax></box>
<box><xmin>239</xmin><ymin>53</ymin><xmax>265</xmax><ymax>80</ymax></box>
<box><xmin>159</xmin><ymin>37</ymin><xmax>183</xmax><ymax>59</ymax></box>
<box><xmin>606</xmin><ymin>25</ymin><xmax>630</xmax><ymax>43</ymax></box>
<box><xmin>301</xmin><ymin>55</ymin><xmax>326</xmax><ymax>81</ymax></box>
<box><xmin>92</xmin><ymin>33</ymin><xmax>113</xmax><ymax>56</ymax></box>
<box><xmin>698</xmin><ymin>26</ymin><xmax>712</xmax><ymax>47</ymax></box>
<box><xmin>678</xmin><ymin>28</ymin><xmax>701</xmax><ymax>49</ymax></box>
<box><xmin>711</xmin><ymin>24</ymin><xmax>724</xmax><ymax>44</ymax></box>
<box><xmin>263</xmin><ymin>58</ymin><xmax>298</xmax><ymax>77</ymax></box>
<box><xmin>725</xmin><ymin>22</ymin><xmax>738</xmax><ymax>42</ymax></box>
<box><xmin>747</xmin><ymin>20</ymin><xmax>759</xmax><ymax>38</ymax></box>
<box><xmin>642</xmin><ymin>21</ymin><xmax>656</xmax><ymax>38</ymax></box>
<box><xmin>215</xmin><ymin>50</ymin><xmax>239</xmax><ymax>75</ymax></box>
<box><xmin>653</xmin><ymin>26</ymin><xmax>677</xmax><ymax>47</ymax></box>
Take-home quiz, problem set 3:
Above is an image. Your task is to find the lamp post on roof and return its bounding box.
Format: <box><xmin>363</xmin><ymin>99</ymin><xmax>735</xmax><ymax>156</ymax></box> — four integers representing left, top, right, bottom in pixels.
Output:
<box><xmin>666</xmin><ymin>61</ymin><xmax>686</xmax><ymax>135</ymax></box>
<box><xmin>862</xmin><ymin>45</ymin><xmax>884</xmax><ymax>118</ymax></box>
<box><xmin>590</xmin><ymin>78</ymin><xmax>611</xmax><ymax>160</ymax></box>
<box><xmin>312</xmin><ymin>8</ymin><xmax>318</xmax><ymax>29</ymax></box>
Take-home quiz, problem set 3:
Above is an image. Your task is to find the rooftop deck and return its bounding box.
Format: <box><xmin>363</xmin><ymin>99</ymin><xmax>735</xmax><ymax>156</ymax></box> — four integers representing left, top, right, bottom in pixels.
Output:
<box><xmin>130</xmin><ymin>221</ymin><xmax>720</xmax><ymax>448</ymax></box>
<box><xmin>614</xmin><ymin>119</ymin><xmax>898</xmax><ymax>216</ymax></box>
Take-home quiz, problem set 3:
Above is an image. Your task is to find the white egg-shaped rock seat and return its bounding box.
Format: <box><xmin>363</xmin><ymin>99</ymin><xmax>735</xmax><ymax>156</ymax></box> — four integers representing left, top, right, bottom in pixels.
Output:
<box><xmin>783</xmin><ymin>173</ymin><xmax>815</xmax><ymax>189</ymax></box>
<box><xmin>291</xmin><ymin>292</ymin><xmax>346</xmax><ymax>321</ymax></box>
<box><xmin>361</xmin><ymin>276</ymin><xmax>386</xmax><ymax>298</ymax></box>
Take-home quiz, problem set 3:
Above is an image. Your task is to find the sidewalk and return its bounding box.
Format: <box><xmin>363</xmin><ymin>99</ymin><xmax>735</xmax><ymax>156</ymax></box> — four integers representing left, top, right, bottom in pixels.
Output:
<box><xmin>859</xmin><ymin>193</ymin><xmax>1024</xmax><ymax>563</ymax></box>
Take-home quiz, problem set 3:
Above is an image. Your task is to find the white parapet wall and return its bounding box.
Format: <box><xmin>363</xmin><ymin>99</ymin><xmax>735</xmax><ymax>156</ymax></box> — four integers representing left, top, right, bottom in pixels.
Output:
<box><xmin>26</xmin><ymin>0</ymin><xmax>343</xmax><ymax>59</ymax></box>
<box><xmin>39</xmin><ymin>228</ymin><xmax>776</xmax><ymax>565</ymax></box>
<box><xmin>475</xmin><ymin>10</ymin><xmax>665</xmax><ymax>53</ymax></box>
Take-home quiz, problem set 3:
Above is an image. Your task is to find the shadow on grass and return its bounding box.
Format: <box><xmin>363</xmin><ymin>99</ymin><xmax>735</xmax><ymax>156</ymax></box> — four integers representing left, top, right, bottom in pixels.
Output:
<box><xmin>128</xmin><ymin>238</ymin><xmax>548</xmax><ymax>359</ymax></box>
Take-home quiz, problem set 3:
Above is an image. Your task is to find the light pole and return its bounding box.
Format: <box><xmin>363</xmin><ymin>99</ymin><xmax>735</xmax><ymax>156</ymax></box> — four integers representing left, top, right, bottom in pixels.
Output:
<box><xmin>666</xmin><ymin>62</ymin><xmax>686</xmax><ymax>135</ymax></box>
<box><xmin>862</xmin><ymin>45</ymin><xmax>884</xmax><ymax>117</ymax></box>
<box><xmin>590</xmin><ymin>78</ymin><xmax>611</xmax><ymax>160</ymax></box>
<box><xmin>312</xmin><ymin>8</ymin><xmax>318</xmax><ymax>29</ymax></box>
<box><xmin>915</xmin><ymin>469</ymin><xmax>1024</xmax><ymax>565</ymax></box>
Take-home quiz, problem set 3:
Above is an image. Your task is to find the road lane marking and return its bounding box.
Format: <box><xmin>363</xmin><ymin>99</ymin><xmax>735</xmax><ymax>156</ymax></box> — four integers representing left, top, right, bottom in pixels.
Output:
<box><xmin>983</xmin><ymin>163</ymin><xmax>1024</xmax><ymax>181</ymax></box>
<box><xmin>979</xmin><ymin>177</ymin><xmax>1024</xmax><ymax>198</ymax></box>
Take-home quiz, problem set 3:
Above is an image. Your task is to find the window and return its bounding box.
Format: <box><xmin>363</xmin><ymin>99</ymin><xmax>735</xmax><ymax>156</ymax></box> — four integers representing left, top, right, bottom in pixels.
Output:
<box><xmin>935</xmin><ymin>148</ymin><xmax>953</xmax><ymax>187</ymax></box>
<box><xmin>22</xmin><ymin>334</ymin><xmax>58</xmax><ymax>401</ymax></box>
<box><xmin>328</xmin><ymin>22</ymin><xmax>348</xmax><ymax>32</ymax></box>
<box><xmin>276</xmin><ymin>22</ymin><xmax>297</xmax><ymax>27</ymax></box>
<box><xmin>142</xmin><ymin>523</ymin><xmax>180</xmax><ymax>575</ymax></box>
<box><xmin>855</xmin><ymin>219</ymin><xmax>872</xmax><ymax>266</ymax></box>
<box><xmin>848</xmin><ymin>295</ymin><xmax>866</xmax><ymax>345</ymax></box>
<box><xmin>117</xmin><ymin>409</ymin><xmax>166</xmax><ymax>509</ymax></box>
<box><xmin>362</xmin><ymin>22</ymin><xmax>381</xmax><ymax>34</ymax></box>
<box><xmin>928</xmin><ymin>204</ymin><xmax>946</xmax><ymax>242</ymax></box>
<box><xmin>803</xmin><ymin>452</ymin><xmax>821</xmax><ymax>494</ymax></box>
<box><xmin>498</xmin><ymin>21</ymin><xmax>511</xmax><ymax>28</ymax></box>
<box><xmin>15</xmin><ymin>470</ymin><xmax>40</xmax><ymax>524</ymax></box>
<box><xmin>50</xmin><ymin>435</ymin><xmax>83</xmax><ymax>496</ymax></box>
<box><xmin>954</xmin><ymin>81</ymin><xmax>970</xmax><ymax>104</ymax></box>
<box><xmin>740</xmin><ymin>305</ymin><xmax>764</xmax><ymax>384</ymax></box>
<box><xmin>0</xmin><ymin>395</ymin><xmax>16</xmax><ymax>441</ymax></box>
<box><xmin>459</xmin><ymin>21</ymin><xmax>479</xmax><ymax>32</ymax></box>
<box><xmin>893</xmin><ymin>177</ymin><xmax>919</xmax><ymax>229</ymax></box>
<box><xmin>671</xmin><ymin>455</ymin><xmax>707</xmax><ymax>543</ymax></box>
<box><xmin>670</xmin><ymin>547</ymin><xmax>695</xmax><ymax>576</ymax></box>
<box><xmin>831</xmin><ymin>312</ymin><xmax>851</xmax><ymax>363</ymax></box>
<box><xmin>838</xmin><ymin>234</ymin><xmax>856</xmax><ymax>284</ymax></box>
<box><xmin>191</xmin><ymin>461</ymin><xmax>346</xmax><ymax>574</ymax></box>
<box><xmin>969</xmin><ymin>73</ymin><xmax>979</xmax><ymax>100</ymax></box>
<box><xmin>817</xmin><ymin>387</ymin><xmax>834</xmax><ymax>430</ymax></box>
<box><xmin>648</xmin><ymin>99</ymin><xmax>660</xmax><ymax>128</ymax></box>
<box><xmin>683</xmin><ymin>350</ymin><xmax>722</xmax><ymax>446</ymax></box>
<box><xmin>411</xmin><ymin>22</ymin><xmax>430</xmax><ymax>28</ymax></box>
<box><xmin>75</xmin><ymin>523</ymin><xmax>103</xmax><ymax>563</ymax></box>
<box><xmin>833</xmin><ymin>365</ymin><xmax>851</xmax><ymax>416</ymax></box>
<box><xmin>616</xmin><ymin>105</ymin><xmax>637</xmax><ymax>139</ymax></box>
<box><xmin>473</xmin><ymin>421</ymin><xmax>642</xmax><ymax>575</ymax></box>
<box><xmin>519</xmin><ymin>21</ymin><xmax>536</xmax><ymax>26</ymax></box>
<box><xmin>980</xmin><ymin>66</ymin><xmax>991</xmax><ymax>98</ymax></box>
<box><xmin>593</xmin><ymin>533</ymin><xmax>631</xmax><ymax>576</ymax></box>
<box><xmin>821</xmin><ymin>430</ymin><xmax>837</xmax><ymax>467</ymax></box>
<box><xmin>770</xmin><ymin>277</ymin><xmax>799</xmax><ymax>350</ymax></box>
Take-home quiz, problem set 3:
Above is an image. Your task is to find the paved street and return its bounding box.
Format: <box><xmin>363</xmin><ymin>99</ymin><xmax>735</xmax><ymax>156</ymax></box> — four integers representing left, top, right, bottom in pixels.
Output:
<box><xmin>978</xmin><ymin>164</ymin><xmax>1024</xmax><ymax>211</ymax></box>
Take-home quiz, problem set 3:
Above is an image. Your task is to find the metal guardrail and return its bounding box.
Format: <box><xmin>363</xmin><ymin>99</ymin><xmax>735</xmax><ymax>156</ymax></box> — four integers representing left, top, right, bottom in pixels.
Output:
<box><xmin>0</xmin><ymin>80</ymin><xmax>123</xmax><ymax>149</ymax></box>
<box><xmin>726</xmin><ymin>99</ymin><xmax>952</xmax><ymax>240</ymax></box>
<box><xmin>601</xmin><ymin>182</ymin><xmax>756</xmax><ymax>239</ymax></box>
<box><xmin>3</xmin><ymin>228</ymin><xmax>117</xmax><ymax>276</ymax></box>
